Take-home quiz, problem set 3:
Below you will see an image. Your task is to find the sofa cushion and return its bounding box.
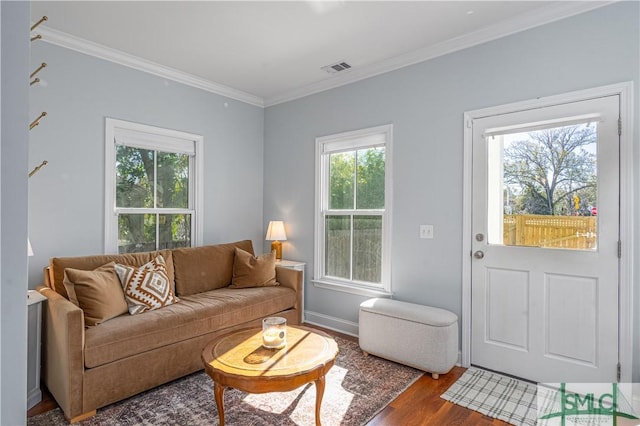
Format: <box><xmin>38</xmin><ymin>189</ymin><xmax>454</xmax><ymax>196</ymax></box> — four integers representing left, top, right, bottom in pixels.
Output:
<box><xmin>115</xmin><ymin>255</ymin><xmax>179</xmax><ymax>315</ymax></box>
<box><xmin>83</xmin><ymin>286</ymin><xmax>296</xmax><ymax>368</ymax></box>
<box><xmin>62</xmin><ymin>262</ymin><xmax>128</xmax><ymax>327</ymax></box>
<box><xmin>172</xmin><ymin>240</ymin><xmax>254</xmax><ymax>296</ymax></box>
<box><xmin>50</xmin><ymin>250</ymin><xmax>175</xmax><ymax>300</ymax></box>
<box><xmin>230</xmin><ymin>248</ymin><xmax>278</xmax><ymax>288</ymax></box>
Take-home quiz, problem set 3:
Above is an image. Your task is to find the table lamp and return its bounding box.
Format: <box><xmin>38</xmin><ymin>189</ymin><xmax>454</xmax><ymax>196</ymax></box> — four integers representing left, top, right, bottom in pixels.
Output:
<box><xmin>266</xmin><ymin>221</ymin><xmax>287</xmax><ymax>260</ymax></box>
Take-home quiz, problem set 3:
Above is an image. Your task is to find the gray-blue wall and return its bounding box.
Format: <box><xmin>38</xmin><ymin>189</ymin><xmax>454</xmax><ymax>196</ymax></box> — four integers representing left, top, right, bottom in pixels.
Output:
<box><xmin>22</xmin><ymin>1</ymin><xmax>640</xmax><ymax>390</ymax></box>
<box><xmin>264</xmin><ymin>2</ymin><xmax>640</xmax><ymax>377</ymax></box>
<box><xmin>1</xmin><ymin>2</ymin><xmax>30</xmax><ymax>423</ymax></box>
<box><xmin>28</xmin><ymin>43</ymin><xmax>266</xmax><ymax>287</ymax></box>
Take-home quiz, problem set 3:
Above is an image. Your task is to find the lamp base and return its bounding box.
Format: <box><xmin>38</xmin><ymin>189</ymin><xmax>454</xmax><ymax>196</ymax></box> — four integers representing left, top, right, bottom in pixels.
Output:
<box><xmin>271</xmin><ymin>240</ymin><xmax>283</xmax><ymax>260</ymax></box>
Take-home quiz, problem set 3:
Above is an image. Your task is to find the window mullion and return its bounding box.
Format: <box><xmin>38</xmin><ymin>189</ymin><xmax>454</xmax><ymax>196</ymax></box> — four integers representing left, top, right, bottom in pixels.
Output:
<box><xmin>351</xmin><ymin>150</ymin><xmax>356</xmax><ymax>281</ymax></box>
<box><xmin>353</xmin><ymin>150</ymin><xmax>358</xmax><ymax>210</ymax></box>
<box><xmin>115</xmin><ymin>207</ymin><xmax>192</xmax><ymax>214</ymax></box>
<box><xmin>349</xmin><ymin>213</ymin><xmax>354</xmax><ymax>281</ymax></box>
<box><xmin>154</xmin><ymin>151</ymin><xmax>159</xmax><ymax>250</ymax></box>
<box><xmin>153</xmin><ymin>150</ymin><xmax>158</xmax><ymax>209</ymax></box>
<box><xmin>189</xmin><ymin>155</ymin><xmax>195</xmax><ymax>244</ymax></box>
<box><xmin>187</xmin><ymin>155</ymin><xmax>193</xmax><ymax>209</ymax></box>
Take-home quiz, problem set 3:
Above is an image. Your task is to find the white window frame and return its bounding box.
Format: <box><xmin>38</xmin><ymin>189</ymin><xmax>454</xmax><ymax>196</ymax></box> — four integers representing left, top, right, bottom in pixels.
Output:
<box><xmin>104</xmin><ymin>118</ymin><xmax>203</xmax><ymax>253</ymax></box>
<box><xmin>313</xmin><ymin>124</ymin><xmax>393</xmax><ymax>297</ymax></box>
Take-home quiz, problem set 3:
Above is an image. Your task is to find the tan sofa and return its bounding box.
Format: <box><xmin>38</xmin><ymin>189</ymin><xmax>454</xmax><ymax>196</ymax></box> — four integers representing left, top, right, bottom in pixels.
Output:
<box><xmin>36</xmin><ymin>240</ymin><xmax>302</xmax><ymax>423</ymax></box>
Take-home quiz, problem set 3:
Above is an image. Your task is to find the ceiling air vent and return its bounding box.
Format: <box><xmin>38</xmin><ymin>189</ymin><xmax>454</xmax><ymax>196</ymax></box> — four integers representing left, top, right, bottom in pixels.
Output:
<box><xmin>321</xmin><ymin>61</ymin><xmax>352</xmax><ymax>74</ymax></box>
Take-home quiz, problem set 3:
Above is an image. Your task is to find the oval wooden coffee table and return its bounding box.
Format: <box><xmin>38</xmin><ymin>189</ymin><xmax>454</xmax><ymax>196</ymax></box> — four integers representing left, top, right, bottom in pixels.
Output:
<box><xmin>201</xmin><ymin>325</ymin><xmax>339</xmax><ymax>426</ymax></box>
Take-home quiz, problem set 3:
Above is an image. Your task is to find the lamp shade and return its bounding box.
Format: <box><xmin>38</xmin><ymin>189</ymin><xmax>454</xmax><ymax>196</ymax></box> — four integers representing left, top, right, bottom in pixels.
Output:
<box><xmin>265</xmin><ymin>221</ymin><xmax>287</xmax><ymax>241</ymax></box>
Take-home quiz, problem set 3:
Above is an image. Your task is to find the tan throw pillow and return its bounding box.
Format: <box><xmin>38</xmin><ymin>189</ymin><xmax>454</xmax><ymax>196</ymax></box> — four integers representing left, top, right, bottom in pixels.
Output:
<box><xmin>172</xmin><ymin>240</ymin><xmax>255</xmax><ymax>296</ymax></box>
<box><xmin>230</xmin><ymin>248</ymin><xmax>279</xmax><ymax>289</ymax></box>
<box><xmin>63</xmin><ymin>262</ymin><xmax>128</xmax><ymax>327</ymax></box>
<box><xmin>114</xmin><ymin>255</ymin><xmax>179</xmax><ymax>315</ymax></box>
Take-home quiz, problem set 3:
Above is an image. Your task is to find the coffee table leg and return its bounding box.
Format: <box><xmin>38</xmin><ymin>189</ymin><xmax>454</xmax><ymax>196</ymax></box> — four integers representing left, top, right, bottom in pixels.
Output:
<box><xmin>314</xmin><ymin>376</ymin><xmax>326</xmax><ymax>426</ymax></box>
<box><xmin>214</xmin><ymin>382</ymin><xmax>226</xmax><ymax>426</ymax></box>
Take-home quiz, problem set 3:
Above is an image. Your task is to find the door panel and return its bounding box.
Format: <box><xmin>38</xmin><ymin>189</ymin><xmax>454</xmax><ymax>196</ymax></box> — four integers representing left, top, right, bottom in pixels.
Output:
<box><xmin>471</xmin><ymin>95</ymin><xmax>619</xmax><ymax>383</ymax></box>
<box><xmin>486</xmin><ymin>268</ymin><xmax>529</xmax><ymax>351</ymax></box>
<box><xmin>545</xmin><ymin>273</ymin><xmax>597</xmax><ymax>366</ymax></box>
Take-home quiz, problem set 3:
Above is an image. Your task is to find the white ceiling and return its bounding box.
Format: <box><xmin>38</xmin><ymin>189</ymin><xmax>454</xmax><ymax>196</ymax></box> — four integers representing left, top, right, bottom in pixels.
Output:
<box><xmin>31</xmin><ymin>1</ymin><xmax>610</xmax><ymax>107</ymax></box>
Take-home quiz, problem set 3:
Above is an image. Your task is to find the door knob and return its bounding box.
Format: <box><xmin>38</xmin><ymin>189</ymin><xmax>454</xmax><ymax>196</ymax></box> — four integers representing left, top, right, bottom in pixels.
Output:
<box><xmin>473</xmin><ymin>250</ymin><xmax>485</xmax><ymax>259</ymax></box>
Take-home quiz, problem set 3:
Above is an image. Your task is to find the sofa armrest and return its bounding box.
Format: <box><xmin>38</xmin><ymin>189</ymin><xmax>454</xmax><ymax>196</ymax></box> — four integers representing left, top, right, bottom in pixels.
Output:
<box><xmin>276</xmin><ymin>266</ymin><xmax>303</xmax><ymax>322</ymax></box>
<box><xmin>37</xmin><ymin>286</ymin><xmax>86</xmax><ymax>420</ymax></box>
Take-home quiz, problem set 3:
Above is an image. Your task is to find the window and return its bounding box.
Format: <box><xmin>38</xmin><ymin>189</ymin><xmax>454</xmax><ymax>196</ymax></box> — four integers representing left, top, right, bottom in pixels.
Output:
<box><xmin>314</xmin><ymin>124</ymin><xmax>392</xmax><ymax>296</ymax></box>
<box><xmin>105</xmin><ymin>119</ymin><xmax>203</xmax><ymax>253</ymax></box>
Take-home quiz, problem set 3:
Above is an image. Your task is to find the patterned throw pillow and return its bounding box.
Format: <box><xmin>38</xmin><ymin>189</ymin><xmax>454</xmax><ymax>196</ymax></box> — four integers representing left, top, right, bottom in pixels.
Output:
<box><xmin>114</xmin><ymin>255</ymin><xmax>179</xmax><ymax>315</ymax></box>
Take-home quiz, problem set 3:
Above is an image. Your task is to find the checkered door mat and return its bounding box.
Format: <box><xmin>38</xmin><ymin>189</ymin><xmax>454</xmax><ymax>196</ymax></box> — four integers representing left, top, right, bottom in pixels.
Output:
<box><xmin>441</xmin><ymin>367</ymin><xmax>539</xmax><ymax>425</ymax></box>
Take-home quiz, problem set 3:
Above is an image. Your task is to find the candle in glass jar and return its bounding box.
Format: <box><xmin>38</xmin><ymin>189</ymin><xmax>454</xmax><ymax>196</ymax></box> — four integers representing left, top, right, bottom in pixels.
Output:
<box><xmin>262</xmin><ymin>317</ymin><xmax>286</xmax><ymax>349</ymax></box>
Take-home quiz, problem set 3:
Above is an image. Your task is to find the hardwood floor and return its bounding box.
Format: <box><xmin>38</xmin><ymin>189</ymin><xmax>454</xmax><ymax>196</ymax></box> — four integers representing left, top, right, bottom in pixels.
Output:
<box><xmin>312</xmin><ymin>325</ymin><xmax>509</xmax><ymax>426</ymax></box>
<box><xmin>368</xmin><ymin>367</ymin><xmax>508</xmax><ymax>425</ymax></box>
<box><xmin>27</xmin><ymin>324</ymin><xmax>508</xmax><ymax>425</ymax></box>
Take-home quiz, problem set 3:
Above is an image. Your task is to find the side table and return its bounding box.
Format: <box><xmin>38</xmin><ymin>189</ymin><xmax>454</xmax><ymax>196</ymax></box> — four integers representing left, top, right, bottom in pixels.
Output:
<box><xmin>278</xmin><ymin>259</ymin><xmax>305</xmax><ymax>322</ymax></box>
<box><xmin>27</xmin><ymin>289</ymin><xmax>47</xmax><ymax>410</ymax></box>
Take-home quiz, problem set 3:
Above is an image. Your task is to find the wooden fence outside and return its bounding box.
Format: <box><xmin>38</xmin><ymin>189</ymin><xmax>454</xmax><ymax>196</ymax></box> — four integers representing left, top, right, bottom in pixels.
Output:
<box><xmin>503</xmin><ymin>214</ymin><xmax>597</xmax><ymax>249</ymax></box>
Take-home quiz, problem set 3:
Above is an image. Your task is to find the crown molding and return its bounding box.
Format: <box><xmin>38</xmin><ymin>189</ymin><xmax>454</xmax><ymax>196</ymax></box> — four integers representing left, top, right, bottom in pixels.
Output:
<box><xmin>35</xmin><ymin>1</ymin><xmax>614</xmax><ymax>109</ymax></box>
<box><xmin>264</xmin><ymin>1</ymin><xmax>615</xmax><ymax>107</ymax></box>
<box><xmin>37</xmin><ymin>26</ymin><xmax>265</xmax><ymax>108</ymax></box>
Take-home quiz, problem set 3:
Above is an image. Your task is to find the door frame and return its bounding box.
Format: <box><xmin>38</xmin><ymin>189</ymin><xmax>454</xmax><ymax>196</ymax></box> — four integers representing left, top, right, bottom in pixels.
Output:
<box><xmin>461</xmin><ymin>82</ymin><xmax>634</xmax><ymax>382</ymax></box>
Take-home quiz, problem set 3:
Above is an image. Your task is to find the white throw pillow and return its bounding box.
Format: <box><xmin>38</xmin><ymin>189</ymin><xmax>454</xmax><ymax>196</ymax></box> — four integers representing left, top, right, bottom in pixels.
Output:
<box><xmin>114</xmin><ymin>255</ymin><xmax>179</xmax><ymax>315</ymax></box>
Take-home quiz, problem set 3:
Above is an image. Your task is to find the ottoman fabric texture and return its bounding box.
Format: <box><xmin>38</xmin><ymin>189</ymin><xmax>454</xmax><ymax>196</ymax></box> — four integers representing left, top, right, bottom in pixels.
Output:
<box><xmin>359</xmin><ymin>298</ymin><xmax>458</xmax><ymax>378</ymax></box>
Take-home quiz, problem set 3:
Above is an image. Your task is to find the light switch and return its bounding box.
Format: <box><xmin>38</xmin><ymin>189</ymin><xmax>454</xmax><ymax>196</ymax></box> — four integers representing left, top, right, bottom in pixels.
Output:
<box><xmin>420</xmin><ymin>225</ymin><xmax>434</xmax><ymax>239</ymax></box>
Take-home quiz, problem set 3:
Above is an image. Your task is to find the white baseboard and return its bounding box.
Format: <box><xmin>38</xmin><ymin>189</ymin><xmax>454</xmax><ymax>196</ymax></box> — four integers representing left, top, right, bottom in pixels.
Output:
<box><xmin>304</xmin><ymin>310</ymin><xmax>359</xmax><ymax>337</ymax></box>
<box><xmin>27</xmin><ymin>388</ymin><xmax>42</xmax><ymax>411</ymax></box>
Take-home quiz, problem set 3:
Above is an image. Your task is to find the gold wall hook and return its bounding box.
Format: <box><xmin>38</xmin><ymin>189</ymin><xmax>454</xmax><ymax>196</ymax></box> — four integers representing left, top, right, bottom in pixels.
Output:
<box><xmin>30</xmin><ymin>78</ymin><xmax>40</xmax><ymax>86</ymax></box>
<box><xmin>29</xmin><ymin>112</ymin><xmax>47</xmax><ymax>130</ymax></box>
<box><xmin>30</xmin><ymin>63</ymin><xmax>47</xmax><ymax>79</ymax></box>
<box><xmin>29</xmin><ymin>160</ymin><xmax>49</xmax><ymax>178</ymax></box>
<box><xmin>31</xmin><ymin>34</ymin><xmax>42</xmax><ymax>42</ymax></box>
<box><xmin>30</xmin><ymin>16</ymin><xmax>48</xmax><ymax>32</ymax></box>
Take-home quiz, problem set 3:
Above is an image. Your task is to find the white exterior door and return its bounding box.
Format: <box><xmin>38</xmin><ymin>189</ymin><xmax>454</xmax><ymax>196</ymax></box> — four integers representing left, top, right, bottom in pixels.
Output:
<box><xmin>470</xmin><ymin>95</ymin><xmax>620</xmax><ymax>383</ymax></box>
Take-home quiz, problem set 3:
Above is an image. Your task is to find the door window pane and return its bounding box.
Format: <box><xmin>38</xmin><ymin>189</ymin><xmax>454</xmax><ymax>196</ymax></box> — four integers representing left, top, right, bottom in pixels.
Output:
<box><xmin>489</xmin><ymin>123</ymin><xmax>597</xmax><ymax>250</ymax></box>
<box><xmin>325</xmin><ymin>215</ymin><xmax>351</xmax><ymax>279</ymax></box>
<box><xmin>353</xmin><ymin>215</ymin><xmax>382</xmax><ymax>283</ymax></box>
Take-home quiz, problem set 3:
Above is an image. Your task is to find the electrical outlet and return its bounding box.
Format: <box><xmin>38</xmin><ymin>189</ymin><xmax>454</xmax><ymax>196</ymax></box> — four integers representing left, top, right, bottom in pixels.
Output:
<box><xmin>420</xmin><ymin>225</ymin><xmax>434</xmax><ymax>239</ymax></box>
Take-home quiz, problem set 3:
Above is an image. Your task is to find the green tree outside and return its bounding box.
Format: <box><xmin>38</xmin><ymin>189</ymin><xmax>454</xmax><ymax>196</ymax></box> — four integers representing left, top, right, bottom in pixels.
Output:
<box><xmin>326</xmin><ymin>147</ymin><xmax>385</xmax><ymax>283</ymax></box>
<box><xmin>116</xmin><ymin>146</ymin><xmax>191</xmax><ymax>253</ymax></box>
<box><xmin>504</xmin><ymin>124</ymin><xmax>596</xmax><ymax>216</ymax></box>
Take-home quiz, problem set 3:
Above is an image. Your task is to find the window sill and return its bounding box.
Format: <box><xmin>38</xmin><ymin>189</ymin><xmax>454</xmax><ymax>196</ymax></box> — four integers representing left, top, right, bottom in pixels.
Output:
<box><xmin>312</xmin><ymin>279</ymin><xmax>393</xmax><ymax>298</ymax></box>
